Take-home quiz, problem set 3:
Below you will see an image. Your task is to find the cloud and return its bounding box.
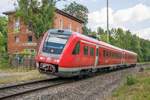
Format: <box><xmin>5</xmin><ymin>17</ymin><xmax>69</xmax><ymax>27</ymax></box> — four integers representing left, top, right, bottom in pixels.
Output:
<box><xmin>88</xmin><ymin>7</ymin><xmax>114</xmax><ymax>30</ymax></box>
<box><xmin>0</xmin><ymin>0</ymin><xmax>16</xmax><ymax>16</ymax></box>
<box><xmin>134</xmin><ymin>28</ymin><xmax>150</xmax><ymax>40</ymax></box>
<box><xmin>88</xmin><ymin>3</ymin><xmax>150</xmax><ymax>40</ymax></box>
<box><xmin>114</xmin><ymin>4</ymin><xmax>150</xmax><ymax>24</ymax></box>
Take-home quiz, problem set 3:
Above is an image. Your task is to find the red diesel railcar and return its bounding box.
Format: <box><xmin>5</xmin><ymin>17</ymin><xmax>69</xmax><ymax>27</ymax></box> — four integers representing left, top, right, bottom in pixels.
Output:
<box><xmin>35</xmin><ymin>29</ymin><xmax>137</xmax><ymax>77</ymax></box>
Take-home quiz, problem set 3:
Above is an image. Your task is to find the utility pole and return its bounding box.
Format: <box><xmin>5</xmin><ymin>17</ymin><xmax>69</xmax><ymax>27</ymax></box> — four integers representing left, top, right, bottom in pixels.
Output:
<box><xmin>107</xmin><ymin>0</ymin><xmax>110</xmax><ymax>43</ymax></box>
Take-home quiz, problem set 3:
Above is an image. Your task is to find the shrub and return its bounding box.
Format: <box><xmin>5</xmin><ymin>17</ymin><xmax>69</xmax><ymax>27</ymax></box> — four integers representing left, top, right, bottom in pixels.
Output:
<box><xmin>126</xmin><ymin>75</ymin><xmax>138</xmax><ymax>86</ymax></box>
<box><xmin>0</xmin><ymin>53</ymin><xmax>10</xmax><ymax>69</ymax></box>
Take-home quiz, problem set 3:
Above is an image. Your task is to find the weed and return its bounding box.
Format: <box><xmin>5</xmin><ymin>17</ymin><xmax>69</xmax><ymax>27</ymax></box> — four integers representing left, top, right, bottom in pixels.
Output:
<box><xmin>126</xmin><ymin>75</ymin><xmax>138</xmax><ymax>86</ymax></box>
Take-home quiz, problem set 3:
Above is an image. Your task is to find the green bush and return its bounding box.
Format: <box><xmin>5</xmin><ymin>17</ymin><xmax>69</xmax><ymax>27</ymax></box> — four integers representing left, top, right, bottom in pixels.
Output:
<box><xmin>126</xmin><ymin>75</ymin><xmax>138</xmax><ymax>86</ymax></box>
<box><xmin>0</xmin><ymin>53</ymin><xmax>10</xmax><ymax>69</ymax></box>
<box><xmin>145</xmin><ymin>67</ymin><xmax>150</xmax><ymax>71</ymax></box>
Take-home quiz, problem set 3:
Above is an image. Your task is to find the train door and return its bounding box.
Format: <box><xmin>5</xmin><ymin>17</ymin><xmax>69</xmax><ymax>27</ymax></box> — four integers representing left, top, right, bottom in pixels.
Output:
<box><xmin>72</xmin><ymin>41</ymin><xmax>81</xmax><ymax>67</ymax></box>
<box><xmin>122</xmin><ymin>51</ymin><xmax>125</xmax><ymax>64</ymax></box>
<box><xmin>94</xmin><ymin>46</ymin><xmax>99</xmax><ymax>67</ymax></box>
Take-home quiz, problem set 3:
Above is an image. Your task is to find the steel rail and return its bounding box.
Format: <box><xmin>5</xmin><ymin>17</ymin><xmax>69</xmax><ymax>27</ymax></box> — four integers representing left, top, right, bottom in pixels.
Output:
<box><xmin>0</xmin><ymin>63</ymin><xmax>149</xmax><ymax>99</ymax></box>
<box><xmin>0</xmin><ymin>77</ymin><xmax>75</xmax><ymax>100</ymax></box>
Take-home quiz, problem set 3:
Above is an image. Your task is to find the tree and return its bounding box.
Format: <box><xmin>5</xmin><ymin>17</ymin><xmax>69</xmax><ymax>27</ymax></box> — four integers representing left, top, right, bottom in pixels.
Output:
<box><xmin>124</xmin><ymin>30</ymin><xmax>132</xmax><ymax>50</ymax></box>
<box><xmin>140</xmin><ymin>39</ymin><xmax>150</xmax><ymax>61</ymax></box>
<box><xmin>97</xmin><ymin>27</ymin><xmax>107</xmax><ymax>42</ymax></box>
<box><xmin>63</xmin><ymin>1</ymin><xmax>89</xmax><ymax>24</ymax></box>
<box><xmin>97</xmin><ymin>27</ymin><xmax>105</xmax><ymax>35</ymax></box>
<box><xmin>97</xmin><ymin>26</ymin><xmax>150</xmax><ymax>62</ymax></box>
<box><xmin>16</xmin><ymin>0</ymin><xmax>57</xmax><ymax>39</ymax></box>
<box><xmin>0</xmin><ymin>32</ymin><xmax>6</xmax><ymax>53</ymax></box>
<box><xmin>0</xmin><ymin>17</ymin><xmax>7</xmax><ymax>37</ymax></box>
<box><xmin>0</xmin><ymin>17</ymin><xmax>8</xmax><ymax>52</ymax></box>
<box><xmin>82</xmin><ymin>26</ymin><xmax>92</xmax><ymax>35</ymax></box>
<box><xmin>130</xmin><ymin>35</ymin><xmax>143</xmax><ymax>61</ymax></box>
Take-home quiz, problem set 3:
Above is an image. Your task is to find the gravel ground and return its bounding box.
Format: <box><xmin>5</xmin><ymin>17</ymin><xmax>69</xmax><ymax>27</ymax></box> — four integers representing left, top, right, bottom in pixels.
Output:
<box><xmin>7</xmin><ymin>66</ymin><xmax>146</xmax><ymax>100</ymax></box>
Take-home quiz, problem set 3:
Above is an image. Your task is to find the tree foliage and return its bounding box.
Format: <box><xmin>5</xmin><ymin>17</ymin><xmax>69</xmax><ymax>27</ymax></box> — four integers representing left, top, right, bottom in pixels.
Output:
<box><xmin>82</xmin><ymin>26</ymin><xmax>92</xmax><ymax>35</ymax></box>
<box><xmin>63</xmin><ymin>1</ymin><xmax>89</xmax><ymax>24</ymax></box>
<box><xmin>0</xmin><ymin>17</ymin><xmax>7</xmax><ymax>37</ymax></box>
<box><xmin>0</xmin><ymin>32</ymin><xmax>6</xmax><ymax>53</ymax></box>
<box><xmin>16</xmin><ymin>0</ymin><xmax>56</xmax><ymax>39</ymax></box>
<box><xmin>0</xmin><ymin>17</ymin><xmax>8</xmax><ymax>53</ymax></box>
<box><xmin>91</xmin><ymin>27</ymin><xmax>150</xmax><ymax>62</ymax></box>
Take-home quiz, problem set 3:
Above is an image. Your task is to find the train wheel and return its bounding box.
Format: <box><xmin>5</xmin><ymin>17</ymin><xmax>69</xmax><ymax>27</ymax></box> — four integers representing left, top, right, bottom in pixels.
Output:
<box><xmin>38</xmin><ymin>68</ymin><xmax>45</xmax><ymax>74</ymax></box>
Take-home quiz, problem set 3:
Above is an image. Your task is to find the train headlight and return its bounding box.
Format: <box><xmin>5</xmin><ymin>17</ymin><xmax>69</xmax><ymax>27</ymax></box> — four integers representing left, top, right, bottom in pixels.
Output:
<box><xmin>40</xmin><ymin>57</ymin><xmax>44</xmax><ymax>60</ymax></box>
<box><xmin>55</xmin><ymin>59</ymin><xmax>59</xmax><ymax>63</ymax></box>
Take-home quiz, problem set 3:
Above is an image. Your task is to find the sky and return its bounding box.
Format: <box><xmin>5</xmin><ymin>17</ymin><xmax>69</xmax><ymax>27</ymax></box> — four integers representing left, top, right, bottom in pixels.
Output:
<box><xmin>0</xmin><ymin>0</ymin><xmax>150</xmax><ymax>40</ymax></box>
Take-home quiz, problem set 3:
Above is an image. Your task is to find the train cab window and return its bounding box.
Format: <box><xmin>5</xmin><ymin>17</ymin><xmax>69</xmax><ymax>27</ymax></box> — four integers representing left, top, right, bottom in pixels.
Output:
<box><xmin>42</xmin><ymin>32</ymin><xmax>69</xmax><ymax>54</ymax></box>
<box><xmin>84</xmin><ymin>46</ymin><xmax>88</xmax><ymax>55</ymax></box>
<box><xmin>72</xmin><ymin>42</ymin><xmax>80</xmax><ymax>55</ymax></box>
<box><xmin>90</xmin><ymin>47</ymin><xmax>94</xmax><ymax>56</ymax></box>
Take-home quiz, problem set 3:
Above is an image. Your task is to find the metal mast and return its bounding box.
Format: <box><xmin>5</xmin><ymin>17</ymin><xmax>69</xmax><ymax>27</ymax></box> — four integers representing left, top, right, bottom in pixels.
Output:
<box><xmin>107</xmin><ymin>0</ymin><xmax>109</xmax><ymax>43</ymax></box>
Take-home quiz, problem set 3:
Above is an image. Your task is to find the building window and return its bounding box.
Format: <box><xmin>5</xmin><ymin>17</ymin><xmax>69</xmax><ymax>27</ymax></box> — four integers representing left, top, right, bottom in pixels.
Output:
<box><xmin>59</xmin><ymin>19</ymin><xmax>63</xmax><ymax>29</ymax></box>
<box><xmin>69</xmin><ymin>23</ymin><xmax>72</xmax><ymax>31</ymax></box>
<box><xmin>15</xmin><ymin>36</ymin><xmax>19</xmax><ymax>43</ymax></box>
<box><xmin>14</xmin><ymin>18</ymin><xmax>20</xmax><ymax>33</ymax></box>
<box><xmin>28</xmin><ymin>36</ymin><xmax>32</xmax><ymax>42</ymax></box>
<box><xmin>27</xmin><ymin>21</ymin><xmax>32</xmax><ymax>32</ymax></box>
<box><xmin>31</xmin><ymin>49</ymin><xmax>35</xmax><ymax>53</ymax></box>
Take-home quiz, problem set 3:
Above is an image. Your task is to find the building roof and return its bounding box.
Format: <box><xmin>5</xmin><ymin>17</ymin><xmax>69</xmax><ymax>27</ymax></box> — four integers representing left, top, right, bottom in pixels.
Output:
<box><xmin>3</xmin><ymin>8</ymin><xmax>84</xmax><ymax>24</ymax></box>
<box><xmin>55</xmin><ymin>9</ymin><xmax>84</xmax><ymax>23</ymax></box>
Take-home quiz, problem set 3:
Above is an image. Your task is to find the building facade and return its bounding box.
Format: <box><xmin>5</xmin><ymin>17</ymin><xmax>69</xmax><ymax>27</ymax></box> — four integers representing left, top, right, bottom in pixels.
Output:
<box><xmin>4</xmin><ymin>9</ymin><xmax>84</xmax><ymax>55</ymax></box>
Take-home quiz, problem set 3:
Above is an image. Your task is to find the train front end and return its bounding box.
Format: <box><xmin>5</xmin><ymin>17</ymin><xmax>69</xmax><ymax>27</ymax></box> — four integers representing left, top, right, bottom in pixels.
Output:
<box><xmin>35</xmin><ymin>29</ymin><xmax>72</xmax><ymax>76</ymax></box>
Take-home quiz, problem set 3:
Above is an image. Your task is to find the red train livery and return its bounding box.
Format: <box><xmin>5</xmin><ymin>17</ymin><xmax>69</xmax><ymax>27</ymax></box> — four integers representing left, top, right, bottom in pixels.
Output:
<box><xmin>35</xmin><ymin>29</ymin><xmax>137</xmax><ymax>77</ymax></box>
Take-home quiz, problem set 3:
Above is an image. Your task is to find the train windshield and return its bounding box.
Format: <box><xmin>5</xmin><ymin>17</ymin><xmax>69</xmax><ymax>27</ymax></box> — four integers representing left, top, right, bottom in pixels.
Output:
<box><xmin>42</xmin><ymin>34</ymin><xmax>68</xmax><ymax>54</ymax></box>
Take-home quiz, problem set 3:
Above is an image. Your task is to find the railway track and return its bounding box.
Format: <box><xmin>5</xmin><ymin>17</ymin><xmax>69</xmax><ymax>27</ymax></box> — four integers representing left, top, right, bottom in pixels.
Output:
<box><xmin>0</xmin><ymin>77</ymin><xmax>76</xmax><ymax>100</ymax></box>
<box><xmin>0</xmin><ymin>63</ymin><xmax>148</xmax><ymax>100</ymax></box>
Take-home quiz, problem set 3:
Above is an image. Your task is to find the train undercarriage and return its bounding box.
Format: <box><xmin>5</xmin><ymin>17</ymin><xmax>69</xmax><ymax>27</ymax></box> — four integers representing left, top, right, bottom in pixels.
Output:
<box><xmin>37</xmin><ymin>62</ymin><xmax>136</xmax><ymax>77</ymax></box>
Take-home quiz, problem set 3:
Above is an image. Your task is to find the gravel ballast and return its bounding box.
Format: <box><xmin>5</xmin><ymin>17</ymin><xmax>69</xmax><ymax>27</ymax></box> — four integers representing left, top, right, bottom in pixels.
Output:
<box><xmin>8</xmin><ymin>66</ymin><xmax>147</xmax><ymax>100</ymax></box>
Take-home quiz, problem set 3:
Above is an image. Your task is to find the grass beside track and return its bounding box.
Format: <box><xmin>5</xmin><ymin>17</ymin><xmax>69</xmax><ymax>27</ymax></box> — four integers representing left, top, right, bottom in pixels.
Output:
<box><xmin>0</xmin><ymin>66</ymin><xmax>48</xmax><ymax>84</ymax></box>
<box><xmin>112</xmin><ymin>67</ymin><xmax>150</xmax><ymax>100</ymax></box>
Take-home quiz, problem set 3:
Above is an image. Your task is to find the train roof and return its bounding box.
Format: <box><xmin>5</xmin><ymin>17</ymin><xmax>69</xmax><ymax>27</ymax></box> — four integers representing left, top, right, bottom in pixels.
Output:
<box><xmin>123</xmin><ymin>49</ymin><xmax>137</xmax><ymax>55</ymax></box>
<box><xmin>47</xmin><ymin>29</ymin><xmax>137</xmax><ymax>56</ymax></box>
<box><xmin>73</xmin><ymin>32</ymin><xmax>122</xmax><ymax>50</ymax></box>
<box><xmin>73</xmin><ymin>32</ymin><xmax>137</xmax><ymax>55</ymax></box>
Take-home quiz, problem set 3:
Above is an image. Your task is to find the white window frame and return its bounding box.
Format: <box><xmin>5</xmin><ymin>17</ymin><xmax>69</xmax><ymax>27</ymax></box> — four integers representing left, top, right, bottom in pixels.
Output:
<box><xmin>15</xmin><ymin>36</ymin><xmax>20</xmax><ymax>43</ymax></box>
<box><xmin>14</xmin><ymin>18</ymin><xmax>20</xmax><ymax>33</ymax></box>
<box><xmin>59</xmin><ymin>19</ymin><xmax>63</xmax><ymax>29</ymax></box>
<box><xmin>69</xmin><ymin>23</ymin><xmax>72</xmax><ymax>31</ymax></box>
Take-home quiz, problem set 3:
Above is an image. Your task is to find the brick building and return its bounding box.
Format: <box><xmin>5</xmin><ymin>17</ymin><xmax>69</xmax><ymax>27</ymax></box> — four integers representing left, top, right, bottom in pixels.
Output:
<box><xmin>3</xmin><ymin>8</ymin><xmax>84</xmax><ymax>55</ymax></box>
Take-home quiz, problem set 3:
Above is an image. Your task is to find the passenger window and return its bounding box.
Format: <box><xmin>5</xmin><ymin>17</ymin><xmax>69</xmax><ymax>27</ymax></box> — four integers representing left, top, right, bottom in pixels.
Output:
<box><xmin>110</xmin><ymin>52</ymin><xmax>112</xmax><ymax>57</ymax></box>
<box><xmin>96</xmin><ymin>48</ymin><xmax>99</xmax><ymax>56</ymax></box>
<box><xmin>103</xmin><ymin>50</ymin><xmax>106</xmax><ymax>57</ymax></box>
<box><xmin>106</xmin><ymin>51</ymin><xmax>109</xmax><ymax>57</ymax></box>
<box><xmin>72</xmin><ymin>42</ymin><xmax>80</xmax><ymax>55</ymax></box>
<box><xmin>90</xmin><ymin>47</ymin><xmax>94</xmax><ymax>56</ymax></box>
<box><xmin>84</xmin><ymin>46</ymin><xmax>88</xmax><ymax>55</ymax></box>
